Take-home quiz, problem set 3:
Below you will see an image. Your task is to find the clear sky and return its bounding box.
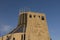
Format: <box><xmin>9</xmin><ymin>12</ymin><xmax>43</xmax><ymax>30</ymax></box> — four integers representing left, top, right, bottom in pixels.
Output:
<box><xmin>0</xmin><ymin>0</ymin><xmax>60</xmax><ymax>40</ymax></box>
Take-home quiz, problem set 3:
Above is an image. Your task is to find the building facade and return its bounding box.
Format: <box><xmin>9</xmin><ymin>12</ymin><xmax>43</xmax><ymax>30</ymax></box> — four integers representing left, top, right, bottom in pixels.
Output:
<box><xmin>0</xmin><ymin>12</ymin><xmax>50</xmax><ymax>40</ymax></box>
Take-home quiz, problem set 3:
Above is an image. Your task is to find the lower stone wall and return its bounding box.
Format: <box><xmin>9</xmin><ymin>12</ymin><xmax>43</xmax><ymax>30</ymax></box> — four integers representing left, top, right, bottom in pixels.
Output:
<box><xmin>0</xmin><ymin>33</ymin><xmax>23</xmax><ymax>40</ymax></box>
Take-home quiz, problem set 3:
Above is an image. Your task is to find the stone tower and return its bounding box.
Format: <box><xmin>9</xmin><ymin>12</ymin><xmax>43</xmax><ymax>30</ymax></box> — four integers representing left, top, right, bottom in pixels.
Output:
<box><xmin>18</xmin><ymin>12</ymin><xmax>50</xmax><ymax>40</ymax></box>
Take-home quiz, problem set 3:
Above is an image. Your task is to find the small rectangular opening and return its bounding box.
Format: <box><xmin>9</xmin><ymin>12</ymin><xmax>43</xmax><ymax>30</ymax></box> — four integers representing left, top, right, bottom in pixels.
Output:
<box><xmin>24</xmin><ymin>34</ymin><xmax>25</xmax><ymax>40</ymax></box>
<box><xmin>21</xmin><ymin>35</ymin><xmax>23</xmax><ymax>40</ymax></box>
<box><xmin>21</xmin><ymin>34</ymin><xmax>26</xmax><ymax>40</ymax></box>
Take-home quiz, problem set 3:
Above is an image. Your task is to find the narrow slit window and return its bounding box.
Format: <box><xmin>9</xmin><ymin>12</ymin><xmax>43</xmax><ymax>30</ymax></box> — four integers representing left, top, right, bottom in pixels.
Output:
<box><xmin>21</xmin><ymin>35</ymin><xmax>23</xmax><ymax>40</ymax></box>
<box><xmin>21</xmin><ymin>34</ymin><xmax>26</xmax><ymax>40</ymax></box>
<box><xmin>24</xmin><ymin>34</ymin><xmax>25</xmax><ymax>40</ymax></box>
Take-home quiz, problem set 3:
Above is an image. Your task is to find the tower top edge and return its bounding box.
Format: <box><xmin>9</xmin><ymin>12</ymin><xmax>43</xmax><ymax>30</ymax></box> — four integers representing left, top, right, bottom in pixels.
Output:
<box><xmin>19</xmin><ymin>11</ymin><xmax>45</xmax><ymax>15</ymax></box>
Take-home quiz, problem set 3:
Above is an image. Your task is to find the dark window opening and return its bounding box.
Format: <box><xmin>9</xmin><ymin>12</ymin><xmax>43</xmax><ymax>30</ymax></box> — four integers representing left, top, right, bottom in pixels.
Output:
<box><xmin>29</xmin><ymin>15</ymin><xmax>32</xmax><ymax>18</ymax></box>
<box><xmin>39</xmin><ymin>16</ymin><xmax>40</xmax><ymax>18</ymax></box>
<box><xmin>21</xmin><ymin>34</ymin><xmax>26</xmax><ymax>40</ymax></box>
<box><xmin>34</xmin><ymin>15</ymin><xmax>36</xmax><ymax>18</ymax></box>
<box><xmin>24</xmin><ymin>34</ymin><xmax>25</xmax><ymax>40</ymax></box>
<box><xmin>42</xmin><ymin>16</ymin><xmax>44</xmax><ymax>20</ymax></box>
<box><xmin>21</xmin><ymin>35</ymin><xmax>23</xmax><ymax>40</ymax></box>
<box><xmin>13</xmin><ymin>38</ymin><xmax>15</xmax><ymax>40</ymax></box>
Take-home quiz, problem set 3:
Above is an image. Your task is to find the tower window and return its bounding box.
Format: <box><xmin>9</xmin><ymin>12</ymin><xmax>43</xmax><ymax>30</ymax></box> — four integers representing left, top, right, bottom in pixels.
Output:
<box><xmin>13</xmin><ymin>38</ymin><xmax>15</xmax><ymax>40</ymax></box>
<box><xmin>39</xmin><ymin>16</ymin><xmax>40</xmax><ymax>18</ymax></box>
<box><xmin>34</xmin><ymin>15</ymin><xmax>36</xmax><ymax>18</ymax></box>
<box><xmin>29</xmin><ymin>15</ymin><xmax>32</xmax><ymax>18</ymax></box>
<box><xmin>42</xmin><ymin>16</ymin><xmax>44</xmax><ymax>20</ymax></box>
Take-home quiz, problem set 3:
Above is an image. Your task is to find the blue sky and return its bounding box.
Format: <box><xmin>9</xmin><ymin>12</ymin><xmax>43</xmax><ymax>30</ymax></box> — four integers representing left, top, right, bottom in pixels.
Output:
<box><xmin>0</xmin><ymin>0</ymin><xmax>60</xmax><ymax>40</ymax></box>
